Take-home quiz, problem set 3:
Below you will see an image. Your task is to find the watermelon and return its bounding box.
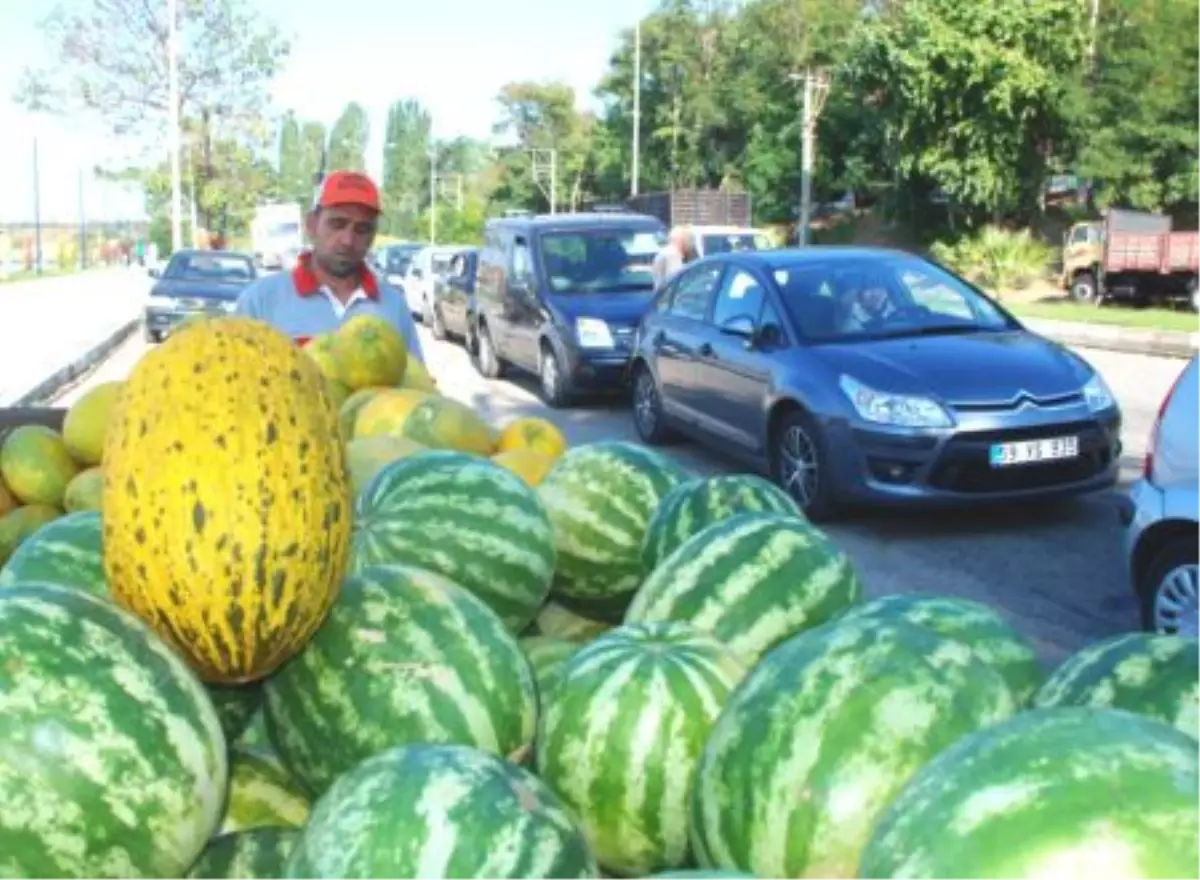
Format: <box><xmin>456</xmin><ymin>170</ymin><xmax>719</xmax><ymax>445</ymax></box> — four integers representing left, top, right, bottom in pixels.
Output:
<box><xmin>536</xmin><ymin>441</ymin><xmax>690</xmax><ymax>611</ymax></box>
<box><xmin>529</xmin><ymin>599</ymin><xmax>614</xmax><ymax>642</ymax></box>
<box><xmin>859</xmin><ymin>707</ymin><xmax>1200</xmax><ymax>878</ymax></box>
<box><xmin>840</xmin><ymin>592</ymin><xmax>1045</xmax><ymax>705</ymax></box>
<box><xmin>0</xmin><ymin>509</ymin><xmax>106</xmax><ymax>594</ymax></box>
<box><xmin>520</xmin><ymin>635</ymin><xmax>579</xmax><ymax>704</ymax></box>
<box><xmin>208</xmin><ymin>681</ymin><xmax>263</xmax><ymax>744</ymax></box>
<box><xmin>187</xmin><ymin>827</ymin><xmax>300</xmax><ymax>879</ymax></box>
<box><xmin>0</xmin><ymin>503</ymin><xmax>62</xmax><ymax>565</ymax></box>
<box><xmin>690</xmin><ymin>616</ymin><xmax>1018</xmax><ymax>878</ymax></box>
<box><xmin>1033</xmin><ymin>631</ymin><xmax>1199</xmax><ymax>739</ymax></box>
<box><xmin>0</xmin><ymin>583</ymin><xmax>227</xmax><ymax>877</ymax></box>
<box><xmin>236</xmin><ymin>708</ymin><xmax>272</xmax><ymax>752</ymax></box>
<box><xmin>286</xmin><ymin>743</ymin><xmax>597</xmax><ymax>878</ymax></box>
<box><xmin>537</xmin><ymin>622</ymin><xmax>748</xmax><ymax>876</ymax></box>
<box><xmin>220</xmin><ymin>748</ymin><xmax>311</xmax><ymax>834</ymax></box>
<box><xmin>351</xmin><ymin>450</ymin><xmax>557</xmax><ymax>632</ymax></box>
<box><xmin>625</xmin><ymin>511</ymin><xmax>862</xmax><ymax>666</ymax></box>
<box><xmin>263</xmin><ymin>563</ymin><xmax>537</xmax><ymax>797</ymax></box>
<box><xmin>641</xmin><ymin>474</ymin><xmax>800</xmax><ymax>575</ymax></box>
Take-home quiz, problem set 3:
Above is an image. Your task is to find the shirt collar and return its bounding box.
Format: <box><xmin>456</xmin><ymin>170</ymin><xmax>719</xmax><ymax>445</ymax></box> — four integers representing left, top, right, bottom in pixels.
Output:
<box><xmin>292</xmin><ymin>251</ymin><xmax>380</xmax><ymax>299</ymax></box>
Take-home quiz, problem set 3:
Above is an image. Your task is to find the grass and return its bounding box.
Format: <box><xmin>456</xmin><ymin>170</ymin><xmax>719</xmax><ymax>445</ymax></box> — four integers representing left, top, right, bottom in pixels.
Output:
<box><xmin>1009</xmin><ymin>300</ymin><xmax>1199</xmax><ymax>333</ymax></box>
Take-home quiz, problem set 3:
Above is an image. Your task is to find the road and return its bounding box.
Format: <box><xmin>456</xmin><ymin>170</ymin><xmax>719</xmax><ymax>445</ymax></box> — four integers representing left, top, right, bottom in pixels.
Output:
<box><xmin>47</xmin><ymin>315</ymin><xmax>1191</xmax><ymax>673</ymax></box>
<box><xmin>0</xmin><ymin>267</ymin><xmax>148</xmax><ymax>405</ymax></box>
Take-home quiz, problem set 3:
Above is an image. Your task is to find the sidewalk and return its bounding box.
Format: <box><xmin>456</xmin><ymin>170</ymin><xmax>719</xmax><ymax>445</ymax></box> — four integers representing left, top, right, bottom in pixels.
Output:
<box><xmin>1022</xmin><ymin>316</ymin><xmax>1197</xmax><ymax>360</ymax></box>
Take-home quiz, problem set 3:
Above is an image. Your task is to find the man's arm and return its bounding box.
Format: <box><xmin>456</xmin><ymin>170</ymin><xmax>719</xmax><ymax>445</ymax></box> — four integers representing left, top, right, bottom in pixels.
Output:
<box><xmin>392</xmin><ymin>299</ymin><xmax>425</xmax><ymax>364</ymax></box>
<box><xmin>234</xmin><ymin>279</ymin><xmax>265</xmax><ymax>319</ymax></box>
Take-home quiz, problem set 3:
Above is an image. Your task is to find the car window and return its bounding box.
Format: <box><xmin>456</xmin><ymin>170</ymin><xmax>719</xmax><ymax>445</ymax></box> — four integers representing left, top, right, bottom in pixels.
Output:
<box><xmin>759</xmin><ymin>299</ymin><xmax>787</xmax><ymax>348</ymax></box>
<box><xmin>538</xmin><ymin>227</ymin><xmax>665</xmax><ymax>294</ymax></box>
<box><xmin>511</xmin><ymin>237</ymin><xmax>534</xmax><ymax>285</ymax></box>
<box><xmin>898</xmin><ymin>268</ymin><xmax>980</xmax><ymax>321</ymax></box>
<box><xmin>712</xmin><ymin>268</ymin><xmax>765</xmax><ymax>328</ymax></box>
<box><xmin>668</xmin><ymin>263</ymin><xmax>723</xmax><ymax>322</ymax></box>
<box><xmin>165</xmin><ymin>253</ymin><xmax>255</xmax><ymax>282</ymax></box>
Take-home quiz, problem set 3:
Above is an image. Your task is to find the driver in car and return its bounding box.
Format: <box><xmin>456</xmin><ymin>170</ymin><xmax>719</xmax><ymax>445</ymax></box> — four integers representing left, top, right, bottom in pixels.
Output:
<box><xmin>838</xmin><ymin>283</ymin><xmax>901</xmax><ymax>333</ymax></box>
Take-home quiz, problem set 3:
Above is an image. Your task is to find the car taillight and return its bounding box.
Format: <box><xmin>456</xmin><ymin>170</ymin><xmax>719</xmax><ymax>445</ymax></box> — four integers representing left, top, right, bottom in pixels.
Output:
<box><xmin>1144</xmin><ymin>364</ymin><xmax>1189</xmax><ymax>481</ymax></box>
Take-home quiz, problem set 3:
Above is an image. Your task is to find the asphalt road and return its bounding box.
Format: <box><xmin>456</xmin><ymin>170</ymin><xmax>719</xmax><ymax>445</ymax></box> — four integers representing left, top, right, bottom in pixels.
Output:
<box><xmin>48</xmin><ymin>318</ymin><xmax>1192</xmax><ymax>672</ymax></box>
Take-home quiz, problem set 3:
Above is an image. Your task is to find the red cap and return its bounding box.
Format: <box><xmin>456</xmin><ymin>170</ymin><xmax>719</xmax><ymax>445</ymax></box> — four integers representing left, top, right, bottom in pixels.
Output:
<box><xmin>314</xmin><ymin>170</ymin><xmax>381</xmax><ymax>213</ymax></box>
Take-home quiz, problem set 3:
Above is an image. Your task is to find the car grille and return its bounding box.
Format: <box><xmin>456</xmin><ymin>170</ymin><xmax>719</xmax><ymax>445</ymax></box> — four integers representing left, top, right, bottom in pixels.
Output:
<box><xmin>929</xmin><ymin>420</ymin><xmax>1114</xmax><ymax>494</ymax></box>
<box><xmin>949</xmin><ymin>390</ymin><xmax>1084</xmax><ymax>413</ymax></box>
<box><xmin>611</xmin><ymin>326</ymin><xmax>636</xmax><ymax>352</ymax></box>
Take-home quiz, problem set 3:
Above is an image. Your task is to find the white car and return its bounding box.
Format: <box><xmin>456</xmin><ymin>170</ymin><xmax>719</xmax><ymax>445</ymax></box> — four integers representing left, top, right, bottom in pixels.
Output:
<box><xmin>403</xmin><ymin>245</ymin><xmax>468</xmax><ymax>317</ymax></box>
<box><xmin>690</xmin><ymin>225</ymin><xmax>776</xmax><ymax>258</ymax></box>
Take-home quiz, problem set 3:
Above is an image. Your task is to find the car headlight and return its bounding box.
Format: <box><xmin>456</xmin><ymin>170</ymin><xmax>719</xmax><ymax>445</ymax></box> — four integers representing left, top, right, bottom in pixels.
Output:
<box><xmin>1082</xmin><ymin>373</ymin><xmax>1115</xmax><ymax>412</ymax></box>
<box><xmin>576</xmin><ymin>317</ymin><xmax>614</xmax><ymax>349</ymax></box>
<box><xmin>839</xmin><ymin>375</ymin><xmax>954</xmax><ymax>429</ymax></box>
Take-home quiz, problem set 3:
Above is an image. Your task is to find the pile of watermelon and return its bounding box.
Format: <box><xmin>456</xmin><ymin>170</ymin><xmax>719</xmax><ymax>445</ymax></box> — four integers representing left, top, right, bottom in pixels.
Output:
<box><xmin>0</xmin><ymin>315</ymin><xmax>1196</xmax><ymax>879</ymax></box>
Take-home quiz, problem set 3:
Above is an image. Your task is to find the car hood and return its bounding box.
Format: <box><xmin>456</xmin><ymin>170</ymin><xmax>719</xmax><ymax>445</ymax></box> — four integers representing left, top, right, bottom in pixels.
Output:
<box><xmin>550</xmin><ymin>290</ymin><xmax>656</xmax><ymax>327</ymax></box>
<box><xmin>152</xmin><ymin>278</ymin><xmax>247</xmax><ymax>301</ymax></box>
<box><xmin>812</xmin><ymin>330</ymin><xmax>1092</xmax><ymax>404</ymax></box>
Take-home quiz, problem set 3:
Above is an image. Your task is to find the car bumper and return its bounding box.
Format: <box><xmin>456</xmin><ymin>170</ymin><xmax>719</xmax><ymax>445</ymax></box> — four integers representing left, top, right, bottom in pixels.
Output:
<box><xmin>826</xmin><ymin>407</ymin><xmax>1123</xmax><ymax>509</ymax></box>
<box><xmin>564</xmin><ymin>347</ymin><xmax>634</xmax><ymax>391</ymax></box>
<box><xmin>145</xmin><ymin>304</ymin><xmax>236</xmax><ymax>335</ymax></box>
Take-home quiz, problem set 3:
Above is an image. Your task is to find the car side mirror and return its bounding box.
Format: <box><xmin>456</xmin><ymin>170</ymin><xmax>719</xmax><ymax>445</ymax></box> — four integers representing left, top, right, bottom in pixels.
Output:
<box><xmin>719</xmin><ymin>314</ymin><xmax>757</xmax><ymax>346</ymax></box>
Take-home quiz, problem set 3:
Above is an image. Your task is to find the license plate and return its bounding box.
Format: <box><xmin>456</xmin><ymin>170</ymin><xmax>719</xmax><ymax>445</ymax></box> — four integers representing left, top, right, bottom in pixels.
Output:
<box><xmin>989</xmin><ymin>436</ymin><xmax>1080</xmax><ymax>467</ymax></box>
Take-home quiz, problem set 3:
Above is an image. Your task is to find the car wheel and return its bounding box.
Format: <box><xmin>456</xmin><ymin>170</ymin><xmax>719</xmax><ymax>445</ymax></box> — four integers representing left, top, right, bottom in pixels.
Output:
<box><xmin>143</xmin><ymin>324</ymin><xmax>159</xmax><ymax>344</ymax></box>
<box><xmin>771</xmin><ymin>408</ymin><xmax>837</xmax><ymax>522</ymax></box>
<box><xmin>632</xmin><ymin>363</ymin><xmax>674</xmax><ymax>445</ymax></box>
<box><xmin>1070</xmin><ymin>272</ymin><xmax>1100</xmax><ymax>305</ymax></box>
<box><xmin>425</xmin><ymin>297</ymin><xmax>447</xmax><ymax>341</ymax></box>
<box><xmin>1139</xmin><ymin>535</ymin><xmax>1199</xmax><ymax>638</ymax></box>
<box><xmin>472</xmin><ymin>321</ymin><xmax>505</xmax><ymax>379</ymax></box>
<box><xmin>538</xmin><ymin>342</ymin><xmax>573</xmax><ymax>409</ymax></box>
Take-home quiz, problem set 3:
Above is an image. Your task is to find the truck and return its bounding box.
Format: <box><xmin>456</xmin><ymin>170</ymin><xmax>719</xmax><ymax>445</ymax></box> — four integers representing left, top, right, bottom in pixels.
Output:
<box><xmin>1061</xmin><ymin>209</ymin><xmax>1199</xmax><ymax>309</ymax></box>
<box><xmin>251</xmin><ymin>203</ymin><xmax>305</xmax><ymax>271</ymax></box>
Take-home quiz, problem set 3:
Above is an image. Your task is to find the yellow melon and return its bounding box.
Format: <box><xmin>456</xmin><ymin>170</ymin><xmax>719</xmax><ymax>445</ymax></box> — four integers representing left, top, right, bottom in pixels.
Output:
<box><xmin>400</xmin><ymin>396</ymin><xmax>495</xmax><ymax>456</ymax></box>
<box><xmin>346</xmin><ymin>435</ymin><xmax>428</xmax><ymax>496</ymax></box>
<box><xmin>497</xmin><ymin>416</ymin><xmax>568</xmax><ymax>460</ymax></box>
<box><xmin>492</xmin><ymin>449</ymin><xmax>556</xmax><ymax>488</ymax></box>
<box><xmin>63</xmin><ymin>466</ymin><xmax>104</xmax><ymax>513</ymax></box>
<box><xmin>400</xmin><ymin>357</ymin><xmax>439</xmax><ymax>393</ymax></box>
<box><xmin>332</xmin><ymin>315</ymin><xmax>408</xmax><ymax>390</ymax></box>
<box><xmin>0</xmin><ymin>504</ymin><xmax>63</xmax><ymax>566</ymax></box>
<box><xmin>0</xmin><ymin>425</ymin><xmax>81</xmax><ymax>507</ymax></box>
<box><xmin>0</xmin><ymin>477</ymin><xmax>17</xmax><ymax>518</ymax></box>
<box><xmin>353</xmin><ymin>389</ymin><xmax>433</xmax><ymax>439</ymax></box>
<box><xmin>61</xmin><ymin>380</ymin><xmax>125</xmax><ymax>467</ymax></box>
<box><xmin>302</xmin><ymin>333</ymin><xmax>340</xmax><ymax>382</ymax></box>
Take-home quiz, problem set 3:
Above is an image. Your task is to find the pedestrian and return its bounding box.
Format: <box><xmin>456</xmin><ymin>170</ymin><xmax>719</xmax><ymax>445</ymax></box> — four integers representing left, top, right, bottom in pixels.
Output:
<box><xmin>651</xmin><ymin>225</ymin><xmax>696</xmax><ymax>290</ymax></box>
<box><xmin>235</xmin><ymin>170</ymin><xmax>424</xmax><ymax>361</ymax></box>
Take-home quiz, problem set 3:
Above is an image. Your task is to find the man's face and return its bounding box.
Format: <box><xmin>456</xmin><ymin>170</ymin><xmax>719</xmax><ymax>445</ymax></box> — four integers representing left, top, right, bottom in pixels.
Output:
<box><xmin>307</xmin><ymin>204</ymin><xmax>378</xmax><ymax>278</ymax></box>
<box><xmin>860</xmin><ymin>285</ymin><xmax>889</xmax><ymax>314</ymax></box>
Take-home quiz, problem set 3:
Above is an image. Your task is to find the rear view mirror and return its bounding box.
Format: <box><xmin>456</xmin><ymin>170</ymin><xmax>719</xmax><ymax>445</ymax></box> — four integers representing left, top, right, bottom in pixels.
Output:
<box><xmin>720</xmin><ymin>314</ymin><xmax>757</xmax><ymax>340</ymax></box>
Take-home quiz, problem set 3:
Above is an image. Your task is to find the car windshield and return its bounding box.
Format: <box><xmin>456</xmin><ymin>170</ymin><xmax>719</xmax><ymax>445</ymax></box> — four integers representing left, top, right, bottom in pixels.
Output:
<box><xmin>773</xmin><ymin>255</ymin><xmax>1015</xmax><ymax>343</ymax></box>
<box><xmin>385</xmin><ymin>247</ymin><xmax>419</xmax><ymax>274</ymax></box>
<box><xmin>702</xmin><ymin>232</ymin><xmax>773</xmax><ymax>254</ymax></box>
<box><xmin>164</xmin><ymin>253</ymin><xmax>255</xmax><ymax>285</ymax></box>
<box><xmin>540</xmin><ymin>227</ymin><xmax>665</xmax><ymax>293</ymax></box>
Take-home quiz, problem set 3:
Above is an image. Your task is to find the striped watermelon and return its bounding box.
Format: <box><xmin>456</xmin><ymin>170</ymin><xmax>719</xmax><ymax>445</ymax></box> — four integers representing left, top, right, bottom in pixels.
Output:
<box><xmin>536</xmin><ymin>441</ymin><xmax>690</xmax><ymax>613</ymax></box>
<box><xmin>840</xmin><ymin>592</ymin><xmax>1045</xmax><ymax>705</ymax></box>
<box><xmin>219</xmin><ymin>748</ymin><xmax>311</xmax><ymax>834</ymax></box>
<box><xmin>286</xmin><ymin>743</ymin><xmax>598</xmax><ymax>878</ymax></box>
<box><xmin>0</xmin><ymin>583</ymin><xmax>227</xmax><ymax>877</ymax></box>
<box><xmin>859</xmin><ymin>707</ymin><xmax>1200</xmax><ymax>878</ymax></box>
<box><xmin>351</xmin><ymin>450</ymin><xmax>556</xmax><ymax>632</ymax></box>
<box><xmin>527</xmin><ymin>599</ymin><xmax>614</xmax><ymax>643</ymax></box>
<box><xmin>641</xmin><ymin>474</ymin><xmax>800</xmax><ymax>575</ymax></box>
<box><xmin>263</xmin><ymin>563</ymin><xmax>537</xmax><ymax>796</ymax></box>
<box><xmin>208</xmin><ymin>682</ymin><xmax>263</xmax><ymax>744</ymax></box>
<box><xmin>1033</xmin><ymin>632</ymin><xmax>1199</xmax><ymax>739</ymax></box>
<box><xmin>690</xmin><ymin>616</ymin><xmax>1018</xmax><ymax>878</ymax></box>
<box><xmin>0</xmin><ymin>510</ymin><xmax>105</xmax><ymax>595</ymax></box>
<box><xmin>537</xmin><ymin>622</ymin><xmax>748</xmax><ymax>876</ymax></box>
<box><xmin>187</xmin><ymin>827</ymin><xmax>299</xmax><ymax>879</ymax></box>
<box><xmin>520</xmin><ymin>635</ymin><xmax>579</xmax><ymax>704</ymax></box>
<box><xmin>625</xmin><ymin>512</ymin><xmax>862</xmax><ymax>666</ymax></box>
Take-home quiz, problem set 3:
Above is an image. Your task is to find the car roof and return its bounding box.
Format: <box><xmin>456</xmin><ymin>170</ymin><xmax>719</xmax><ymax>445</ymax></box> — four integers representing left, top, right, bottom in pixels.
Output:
<box><xmin>171</xmin><ymin>249</ymin><xmax>253</xmax><ymax>260</ymax></box>
<box><xmin>486</xmin><ymin>211</ymin><xmax>664</xmax><ymax>232</ymax></box>
<box><xmin>708</xmin><ymin>245</ymin><xmax>921</xmax><ymax>271</ymax></box>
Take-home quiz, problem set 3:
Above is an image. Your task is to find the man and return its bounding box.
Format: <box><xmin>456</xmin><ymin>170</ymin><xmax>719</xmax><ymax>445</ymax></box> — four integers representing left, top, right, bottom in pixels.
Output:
<box><xmin>235</xmin><ymin>170</ymin><xmax>424</xmax><ymax>362</ymax></box>
<box><xmin>838</xmin><ymin>282</ymin><xmax>901</xmax><ymax>333</ymax></box>
<box><xmin>651</xmin><ymin>225</ymin><xmax>696</xmax><ymax>290</ymax></box>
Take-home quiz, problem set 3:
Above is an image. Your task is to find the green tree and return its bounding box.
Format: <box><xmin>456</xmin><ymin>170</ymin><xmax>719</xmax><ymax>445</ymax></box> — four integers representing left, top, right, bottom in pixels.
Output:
<box><xmin>328</xmin><ymin>102</ymin><xmax>370</xmax><ymax>173</ymax></box>
<box><xmin>381</xmin><ymin>99</ymin><xmax>433</xmax><ymax>239</ymax></box>
<box><xmin>278</xmin><ymin>112</ymin><xmax>312</xmax><ymax>206</ymax></box>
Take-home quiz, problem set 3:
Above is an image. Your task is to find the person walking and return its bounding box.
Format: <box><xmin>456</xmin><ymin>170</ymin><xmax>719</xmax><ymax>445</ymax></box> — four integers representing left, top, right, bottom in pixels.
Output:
<box><xmin>235</xmin><ymin>170</ymin><xmax>424</xmax><ymax>361</ymax></box>
<box><xmin>651</xmin><ymin>225</ymin><xmax>696</xmax><ymax>290</ymax></box>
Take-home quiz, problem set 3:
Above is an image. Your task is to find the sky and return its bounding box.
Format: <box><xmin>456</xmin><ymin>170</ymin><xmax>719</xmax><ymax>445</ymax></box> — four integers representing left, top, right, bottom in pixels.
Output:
<box><xmin>0</xmin><ymin>0</ymin><xmax>656</xmax><ymax>224</ymax></box>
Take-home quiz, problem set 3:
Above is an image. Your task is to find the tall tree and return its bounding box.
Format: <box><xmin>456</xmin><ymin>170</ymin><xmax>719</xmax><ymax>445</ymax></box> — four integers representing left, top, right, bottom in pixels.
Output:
<box><xmin>278</xmin><ymin>112</ymin><xmax>310</xmax><ymax>205</ymax></box>
<box><xmin>327</xmin><ymin>103</ymin><xmax>370</xmax><ymax>173</ymax></box>
<box><xmin>297</xmin><ymin>122</ymin><xmax>328</xmax><ymax>206</ymax></box>
<box><xmin>380</xmin><ymin>99</ymin><xmax>432</xmax><ymax>238</ymax></box>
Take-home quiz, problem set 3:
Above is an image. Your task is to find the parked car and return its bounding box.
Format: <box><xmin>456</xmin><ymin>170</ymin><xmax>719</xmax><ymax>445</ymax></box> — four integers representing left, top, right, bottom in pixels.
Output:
<box><xmin>471</xmin><ymin>211</ymin><xmax>668</xmax><ymax>407</ymax></box>
<box><xmin>629</xmin><ymin>247</ymin><xmax>1123</xmax><ymax>520</ymax></box>
<box><xmin>1119</xmin><ymin>355</ymin><xmax>1198</xmax><ymax>637</ymax></box>
<box><xmin>143</xmin><ymin>249</ymin><xmax>257</xmax><ymax>342</ymax></box>
<box><xmin>427</xmin><ymin>247</ymin><xmax>479</xmax><ymax>342</ymax></box>
<box><xmin>403</xmin><ymin>245</ymin><xmax>468</xmax><ymax>317</ymax></box>
<box><xmin>691</xmin><ymin>225</ymin><xmax>776</xmax><ymax>257</ymax></box>
<box><xmin>376</xmin><ymin>242</ymin><xmax>423</xmax><ymax>288</ymax></box>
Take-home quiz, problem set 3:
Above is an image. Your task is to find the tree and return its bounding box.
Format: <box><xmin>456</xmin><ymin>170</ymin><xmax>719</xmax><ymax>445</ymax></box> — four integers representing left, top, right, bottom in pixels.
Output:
<box><xmin>381</xmin><ymin>99</ymin><xmax>433</xmax><ymax>238</ymax></box>
<box><xmin>278</xmin><ymin>112</ymin><xmax>310</xmax><ymax>206</ymax></box>
<box><xmin>16</xmin><ymin>0</ymin><xmax>289</xmax><ymax>144</ymax></box>
<box><xmin>328</xmin><ymin>103</ymin><xmax>370</xmax><ymax>173</ymax></box>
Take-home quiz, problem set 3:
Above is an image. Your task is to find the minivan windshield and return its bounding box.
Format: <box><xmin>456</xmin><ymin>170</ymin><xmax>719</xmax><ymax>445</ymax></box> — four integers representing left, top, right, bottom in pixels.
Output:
<box><xmin>540</xmin><ymin>227</ymin><xmax>665</xmax><ymax>294</ymax></box>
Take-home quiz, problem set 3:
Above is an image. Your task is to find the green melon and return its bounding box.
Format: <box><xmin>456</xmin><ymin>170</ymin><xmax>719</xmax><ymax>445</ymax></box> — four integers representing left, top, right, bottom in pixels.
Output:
<box><xmin>187</xmin><ymin>827</ymin><xmax>300</xmax><ymax>879</ymax></box>
<box><xmin>0</xmin><ymin>503</ymin><xmax>62</xmax><ymax>566</ymax></box>
<box><xmin>0</xmin><ymin>425</ymin><xmax>80</xmax><ymax>507</ymax></box>
<box><xmin>63</xmin><ymin>466</ymin><xmax>104</xmax><ymax>512</ymax></box>
<box><xmin>0</xmin><ymin>510</ymin><xmax>105</xmax><ymax>594</ymax></box>
<box><xmin>537</xmin><ymin>622</ymin><xmax>748</xmax><ymax>876</ymax></box>
<box><xmin>520</xmin><ymin>635</ymin><xmax>580</xmax><ymax>706</ymax></box>
<box><xmin>286</xmin><ymin>744</ymin><xmax>597</xmax><ymax>878</ymax></box>
<box><xmin>536</xmin><ymin>441</ymin><xmax>690</xmax><ymax>612</ymax></box>
<box><xmin>338</xmin><ymin>386</ymin><xmax>386</xmax><ymax>440</ymax></box>
<box><xmin>626</xmin><ymin>511</ymin><xmax>862</xmax><ymax>666</ymax></box>
<box><xmin>690</xmin><ymin>616</ymin><xmax>1018</xmax><ymax>878</ymax></box>
<box><xmin>859</xmin><ymin>707</ymin><xmax>1200</xmax><ymax>878</ymax></box>
<box><xmin>1033</xmin><ymin>631</ymin><xmax>1199</xmax><ymax>739</ymax></box>
<box><xmin>208</xmin><ymin>682</ymin><xmax>264</xmax><ymax>747</ymax></box>
<box><xmin>0</xmin><ymin>583</ymin><xmax>227</xmax><ymax>877</ymax></box>
<box><xmin>351</xmin><ymin>450</ymin><xmax>556</xmax><ymax>632</ymax></box>
<box><xmin>840</xmin><ymin>592</ymin><xmax>1045</xmax><ymax>705</ymax></box>
<box><xmin>220</xmin><ymin>748</ymin><xmax>311</xmax><ymax>834</ymax></box>
<box><xmin>263</xmin><ymin>563</ymin><xmax>537</xmax><ymax>797</ymax></box>
<box><xmin>641</xmin><ymin>474</ymin><xmax>801</xmax><ymax>575</ymax></box>
<box><xmin>528</xmin><ymin>599</ymin><xmax>614</xmax><ymax>642</ymax></box>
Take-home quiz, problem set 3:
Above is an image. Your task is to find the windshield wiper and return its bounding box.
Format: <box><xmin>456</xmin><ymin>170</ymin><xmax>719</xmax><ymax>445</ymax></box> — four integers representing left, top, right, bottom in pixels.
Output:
<box><xmin>874</xmin><ymin>324</ymin><xmax>990</xmax><ymax>339</ymax></box>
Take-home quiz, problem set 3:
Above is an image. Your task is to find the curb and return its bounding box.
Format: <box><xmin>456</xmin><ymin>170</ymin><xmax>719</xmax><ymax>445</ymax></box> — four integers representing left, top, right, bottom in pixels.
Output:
<box><xmin>12</xmin><ymin>317</ymin><xmax>140</xmax><ymax>406</ymax></box>
<box><xmin>1022</xmin><ymin>317</ymin><xmax>1197</xmax><ymax>360</ymax></box>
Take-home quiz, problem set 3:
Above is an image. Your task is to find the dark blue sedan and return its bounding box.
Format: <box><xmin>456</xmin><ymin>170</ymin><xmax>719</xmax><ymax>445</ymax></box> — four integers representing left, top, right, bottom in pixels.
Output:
<box><xmin>629</xmin><ymin>247</ymin><xmax>1122</xmax><ymax>520</ymax></box>
<box><xmin>143</xmin><ymin>249</ymin><xmax>258</xmax><ymax>343</ymax></box>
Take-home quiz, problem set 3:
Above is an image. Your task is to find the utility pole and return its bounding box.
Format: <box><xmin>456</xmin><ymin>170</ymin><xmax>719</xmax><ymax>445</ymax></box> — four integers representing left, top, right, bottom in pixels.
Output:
<box><xmin>167</xmin><ymin>0</ymin><xmax>183</xmax><ymax>254</ymax></box>
<box><xmin>529</xmin><ymin>149</ymin><xmax>558</xmax><ymax>214</ymax></box>
<box><xmin>632</xmin><ymin>18</ymin><xmax>641</xmax><ymax>197</ymax></box>
<box><xmin>790</xmin><ymin>68</ymin><xmax>830</xmax><ymax>246</ymax></box>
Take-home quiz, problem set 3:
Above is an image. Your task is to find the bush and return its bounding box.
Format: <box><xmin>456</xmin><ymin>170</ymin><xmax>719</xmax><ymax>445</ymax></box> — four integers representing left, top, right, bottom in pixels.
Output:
<box><xmin>929</xmin><ymin>226</ymin><xmax>1054</xmax><ymax>295</ymax></box>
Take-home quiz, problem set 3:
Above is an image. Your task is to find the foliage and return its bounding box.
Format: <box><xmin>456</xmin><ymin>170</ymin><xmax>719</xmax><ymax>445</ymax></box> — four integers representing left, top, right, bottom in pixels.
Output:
<box><xmin>929</xmin><ymin>226</ymin><xmax>1054</xmax><ymax>294</ymax></box>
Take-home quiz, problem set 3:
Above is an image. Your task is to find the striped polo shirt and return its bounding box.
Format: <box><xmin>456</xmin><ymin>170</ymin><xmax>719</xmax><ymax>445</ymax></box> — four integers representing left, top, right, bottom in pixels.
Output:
<box><xmin>234</xmin><ymin>252</ymin><xmax>425</xmax><ymax>362</ymax></box>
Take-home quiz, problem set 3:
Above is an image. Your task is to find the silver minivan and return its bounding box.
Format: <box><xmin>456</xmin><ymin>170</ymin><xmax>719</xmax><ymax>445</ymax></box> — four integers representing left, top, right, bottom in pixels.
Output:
<box><xmin>1120</xmin><ymin>354</ymin><xmax>1199</xmax><ymax>637</ymax></box>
